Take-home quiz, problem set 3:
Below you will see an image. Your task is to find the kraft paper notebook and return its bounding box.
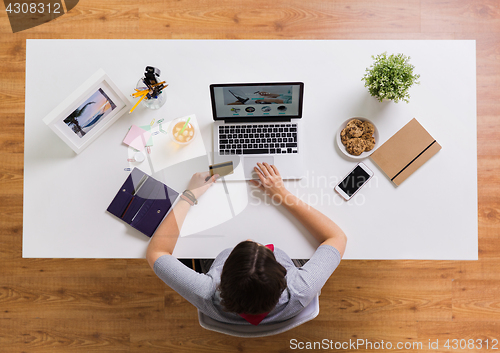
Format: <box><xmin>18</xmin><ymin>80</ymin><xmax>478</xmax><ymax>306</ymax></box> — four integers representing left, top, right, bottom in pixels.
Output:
<box><xmin>370</xmin><ymin>118</ymin><xmax>441</xmax><ymax>186</ymax></box>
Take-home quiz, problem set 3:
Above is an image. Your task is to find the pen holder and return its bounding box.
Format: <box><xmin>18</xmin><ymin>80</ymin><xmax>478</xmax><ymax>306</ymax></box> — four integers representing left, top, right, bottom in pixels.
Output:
<box><xmin>136</xmin><ymin>79</ymin><xmax>167</xmax><ymax>110</ymax></box>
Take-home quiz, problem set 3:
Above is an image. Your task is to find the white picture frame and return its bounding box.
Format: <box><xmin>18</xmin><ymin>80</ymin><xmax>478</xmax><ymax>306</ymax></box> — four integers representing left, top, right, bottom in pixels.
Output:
<box><xmin>43</xmin><ymin>68</ymin><xmax>132</xmax><ymax>154</ymax></box>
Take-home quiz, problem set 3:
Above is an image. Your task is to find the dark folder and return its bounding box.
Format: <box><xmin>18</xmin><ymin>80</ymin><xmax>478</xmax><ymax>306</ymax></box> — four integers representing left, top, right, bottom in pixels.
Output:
<box><xmin>107</xmin><ymin>168</ymin><xmax>179</xmax><ymax>237</ymax></box>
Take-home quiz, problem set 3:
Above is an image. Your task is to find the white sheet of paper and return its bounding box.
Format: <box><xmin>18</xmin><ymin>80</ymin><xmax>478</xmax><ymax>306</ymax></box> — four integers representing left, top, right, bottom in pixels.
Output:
<box><xmin>148</xmin><ymin>114</ymin><xmax>207</xmax><ymax>173</ymax></box>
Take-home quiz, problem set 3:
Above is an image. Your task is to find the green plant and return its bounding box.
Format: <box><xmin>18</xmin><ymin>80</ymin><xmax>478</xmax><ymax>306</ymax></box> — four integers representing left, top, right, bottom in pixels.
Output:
<box><xmin>362</xmin><ymin>52</ymin><xmax>420</xmax><ymax>103</ymax></box>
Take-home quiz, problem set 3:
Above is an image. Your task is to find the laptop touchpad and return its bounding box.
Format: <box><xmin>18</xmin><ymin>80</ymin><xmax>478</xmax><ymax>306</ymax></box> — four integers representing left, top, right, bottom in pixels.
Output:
<box><xmin>243</xmin><ymin>156</ymin><xmax>275</xmax><ymax>179</ymax></box>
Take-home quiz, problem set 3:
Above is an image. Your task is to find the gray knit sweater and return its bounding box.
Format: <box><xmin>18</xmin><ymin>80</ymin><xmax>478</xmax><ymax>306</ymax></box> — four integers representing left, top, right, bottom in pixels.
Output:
<box><xmin>154</xmin><ymin>244</ymin><xmax>341</xmax><ymax>324</ymax></box>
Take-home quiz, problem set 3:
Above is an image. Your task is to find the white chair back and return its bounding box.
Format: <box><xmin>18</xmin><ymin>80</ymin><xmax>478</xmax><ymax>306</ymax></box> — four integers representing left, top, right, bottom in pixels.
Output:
<box><xmin>198</xmin><ymin>293</ymin><xmax>320</xmax><ymax>337</ymax></box>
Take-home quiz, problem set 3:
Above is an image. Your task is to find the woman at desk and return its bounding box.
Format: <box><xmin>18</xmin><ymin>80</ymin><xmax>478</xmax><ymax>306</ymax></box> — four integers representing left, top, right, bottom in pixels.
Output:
<box><xmin>146</xmin><ymin>163</ymin><xmax>347</xmax><ymax>325</ymax></box>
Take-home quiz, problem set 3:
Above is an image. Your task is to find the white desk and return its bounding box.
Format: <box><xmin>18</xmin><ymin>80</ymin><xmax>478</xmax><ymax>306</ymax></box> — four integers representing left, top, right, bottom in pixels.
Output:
<box><xmin>23</xmin><ymin>40</ymin><xmax>477</xmax><ymax>260</ymax></box>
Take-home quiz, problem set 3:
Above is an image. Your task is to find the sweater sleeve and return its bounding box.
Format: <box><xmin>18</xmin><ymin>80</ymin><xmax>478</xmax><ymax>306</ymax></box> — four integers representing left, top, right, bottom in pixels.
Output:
<box><xmin>288</xmin><ymin>244</ymin><xmax>342</xmax><ymax>306</ymax></box>
<box><xmin>153</xmin><ymin>255</ymin><xmax>215</xmax><ymax>309</ymax></box>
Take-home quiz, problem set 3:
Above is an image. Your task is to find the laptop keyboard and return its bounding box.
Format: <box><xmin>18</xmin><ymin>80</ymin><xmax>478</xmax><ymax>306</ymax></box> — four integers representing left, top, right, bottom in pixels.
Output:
<box><xmin>218</xmin><ymin>123</ymin><xmax>298</xmax><ymax>155</ymax></box>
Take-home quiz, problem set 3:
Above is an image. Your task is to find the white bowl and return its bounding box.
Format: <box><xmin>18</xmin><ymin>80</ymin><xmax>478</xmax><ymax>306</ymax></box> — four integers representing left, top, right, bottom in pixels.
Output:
<box><xmin>336</xmin><ymin>117</ymin><xmax>379</xmax><ymax>159</ymax></box>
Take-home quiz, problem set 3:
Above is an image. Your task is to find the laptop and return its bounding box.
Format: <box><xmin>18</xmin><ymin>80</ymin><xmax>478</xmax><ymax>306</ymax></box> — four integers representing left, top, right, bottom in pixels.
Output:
<box><xmin>210</xmin><ymin>82</ymin><xmax>306</xmax><ymax>180</ymax></box>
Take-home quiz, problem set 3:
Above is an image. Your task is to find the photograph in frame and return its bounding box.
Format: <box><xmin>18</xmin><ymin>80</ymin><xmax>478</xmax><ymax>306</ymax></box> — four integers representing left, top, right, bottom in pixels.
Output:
<box><xmin>64</xmin><ymin>88</ymin><xmax>117</xmax><ymax>138</ymax></box>
<box><xmin>43</xmin><ymin>69</ymin><xmax>131</xmax><ymax>154</ymax></box>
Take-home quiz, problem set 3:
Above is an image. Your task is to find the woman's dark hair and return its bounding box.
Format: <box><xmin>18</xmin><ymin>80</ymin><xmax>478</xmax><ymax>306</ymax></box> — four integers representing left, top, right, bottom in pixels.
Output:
<box><xmin>219</xmin><ymin>241</ymin><xmax>287</xmax><ymax>315</ymax></box>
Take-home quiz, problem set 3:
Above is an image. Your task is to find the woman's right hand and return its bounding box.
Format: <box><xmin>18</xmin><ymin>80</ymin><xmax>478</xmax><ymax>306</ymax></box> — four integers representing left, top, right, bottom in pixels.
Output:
<box><xmin>249</xmin><ymin>162</ymin><xmax>290</xmax><ymax>201</ymax></box>
<box><xmin>187</xmin><ymin>171</ymin><xmax>219</xmax><ymax>200</ymax></box>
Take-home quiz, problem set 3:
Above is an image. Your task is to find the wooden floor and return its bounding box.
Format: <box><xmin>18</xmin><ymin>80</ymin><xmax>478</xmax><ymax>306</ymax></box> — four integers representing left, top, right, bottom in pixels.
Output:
<box><xmin>1</xmin><ymin>1</ymin><xmax>499</xmax><ymax>352</ymax></box>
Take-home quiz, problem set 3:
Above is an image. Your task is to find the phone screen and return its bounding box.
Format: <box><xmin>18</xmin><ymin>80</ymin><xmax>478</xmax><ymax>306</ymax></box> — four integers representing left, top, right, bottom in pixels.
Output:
<box><xmin>338</xmin><ymin>165</ymin><xmax>371</xmax><ymax>197</ymax></box>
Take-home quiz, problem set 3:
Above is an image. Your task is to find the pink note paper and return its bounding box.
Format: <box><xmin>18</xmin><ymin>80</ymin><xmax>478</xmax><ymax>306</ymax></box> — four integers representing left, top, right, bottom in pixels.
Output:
<box><xmin>123</xmin><ymin>124</ymin><xmax>151</xmax><ymax>150</ymax></box>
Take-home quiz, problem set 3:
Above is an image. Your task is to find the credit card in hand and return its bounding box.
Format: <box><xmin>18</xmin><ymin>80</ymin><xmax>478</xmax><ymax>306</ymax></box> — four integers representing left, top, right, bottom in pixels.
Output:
<box><xmin>209</xmin><ymin>161</ymin><xmax>234</xmax><ymax>178</ymax></box>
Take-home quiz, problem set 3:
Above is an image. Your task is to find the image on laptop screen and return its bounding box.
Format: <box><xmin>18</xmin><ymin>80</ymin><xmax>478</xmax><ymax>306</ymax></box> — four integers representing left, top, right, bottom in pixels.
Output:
<box><xmin>210</xmin><ymin>82</ymin><xmax>303</xmax><ymax>120</ymax></box>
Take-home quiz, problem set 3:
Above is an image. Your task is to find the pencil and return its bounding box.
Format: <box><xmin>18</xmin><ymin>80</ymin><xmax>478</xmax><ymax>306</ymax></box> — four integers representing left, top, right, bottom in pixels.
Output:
<box><xmin>151</xmin><ymin>81</ymin><xmax>166</xmax><ymax>87</ymax></box>
<box><xmin>132</xmin><ymin>89</ymin><xmax>150</xmax><ymax>97</ymax></box>
<box><xmin>129</xmin><ymin>91</ymin><xmax>148</xmax><ymax>114</ymax></box>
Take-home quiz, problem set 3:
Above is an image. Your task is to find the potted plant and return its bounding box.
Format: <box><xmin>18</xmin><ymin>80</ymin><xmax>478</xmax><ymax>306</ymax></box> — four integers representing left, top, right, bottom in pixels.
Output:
<box><xmin>362</xmin><ymin>52</ymin><xmax>420</xmax><ymax>103</ymax></box>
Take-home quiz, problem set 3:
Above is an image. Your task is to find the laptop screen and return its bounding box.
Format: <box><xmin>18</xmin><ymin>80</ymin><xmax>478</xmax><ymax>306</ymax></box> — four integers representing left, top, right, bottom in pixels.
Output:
<box><xmin>210</xmin><ymin>82</ymin><xmax>304</xmax><ymax>121</ymax></box>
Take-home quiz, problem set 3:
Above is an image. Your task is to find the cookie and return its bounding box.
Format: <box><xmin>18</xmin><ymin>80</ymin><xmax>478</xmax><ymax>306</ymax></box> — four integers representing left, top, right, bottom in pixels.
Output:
<box><xmin>346</xmin><ymin>138</ymin><xmax>366</xmax><ymax>156</ymax></box>
<box><xmin>346</xmin><ymin>118</ymin><xmax>362</xmax><ymax>128</ymax></box>
<box><xmin>345</xmin><ymin>119</ymin><xmax>364</xmax><ymax>138</ymax></box>
<box><xmin>340</xmin><ymin>128</ymin><xmax>350</xmax><ymax>146</ymax></box>
<box><xmin>362</xmin><ymin>121</ymin><xmax>375</xmax><ymax>136</ymax></box>
<box><xmin>363</xmin><ymin>136</ymin><xmax>376</xmax><ymax>152</ymax></box>
<box><xmin>361</xmin><ymin>132</ymin><xmax>373</xmax><ymax>140</ymax></box>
